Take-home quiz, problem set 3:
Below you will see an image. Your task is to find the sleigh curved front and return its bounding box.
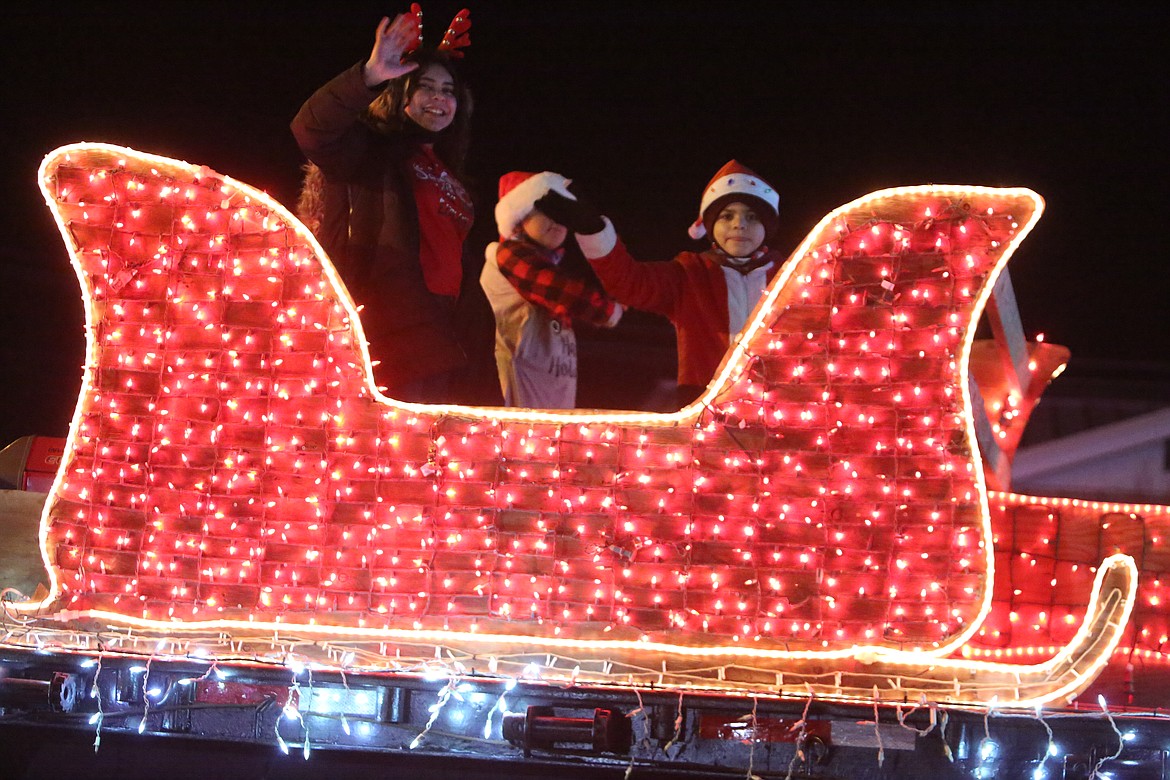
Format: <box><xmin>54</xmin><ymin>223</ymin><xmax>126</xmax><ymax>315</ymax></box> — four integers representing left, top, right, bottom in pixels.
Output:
<box><xmin>30</xmin><ymin>144</ymin><xmax>1041</xmax><ymax>664</ymax></box>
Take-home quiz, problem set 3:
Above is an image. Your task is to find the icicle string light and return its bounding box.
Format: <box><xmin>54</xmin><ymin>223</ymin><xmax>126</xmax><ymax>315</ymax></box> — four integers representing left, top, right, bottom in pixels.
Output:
<box><xmin>747</xmin><ymin>695</ymin><xmax>762</xmax><ymax>776</ymax></box>
<box><xmin>625</xmin><ymin>687</ymin><xmax>648</xmax><ymax>780</ymax></box>
<box><xmin>663</xmin><ymin>690</ymin><xmax>685</xmax><ymax>756</ymax></box>
<box><xmin>411</xmin><ymin>675</ymin><xmax>459</xmax><ymax>749</ymax></box>
<box><xmin>783</xmin><ymin>690</ymin><xmax>817</xmax><ymax>780</ymax></box>
<box><xmin>9</xmin><ymin>143</ymin><xmax>1152</xmax><ymax>708</ymax></box>
<box><xmin>1092</xmin><ymin>695</ymin><xmax>1125</xmax><ymax>777</ymax></box>
<box><xmin>1032</xmin><ymin>704</ymin><xmax>1057</xmax><ymax>780</ymax></box>
<box><xmin>139</xmin><ymin>654</ymin><xmax>155</xmax><ymax>733</ymax></box>
<box><xmin>90</xmin><ymin>651</ymin><xmax>106</xmax><ymax>752</ymax></box>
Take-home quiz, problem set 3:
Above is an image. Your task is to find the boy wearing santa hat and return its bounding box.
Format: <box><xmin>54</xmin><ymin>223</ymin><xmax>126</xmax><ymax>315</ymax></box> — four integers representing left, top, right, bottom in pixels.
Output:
<box><xmin>480</xmin><ymin>171</ymin><xmax>623</xmax><ymax>408</ymax></box>
<box><xmin>538</xmin><ymin>160</ymin><xmax>783</xmax><ymax>406</ymax></box>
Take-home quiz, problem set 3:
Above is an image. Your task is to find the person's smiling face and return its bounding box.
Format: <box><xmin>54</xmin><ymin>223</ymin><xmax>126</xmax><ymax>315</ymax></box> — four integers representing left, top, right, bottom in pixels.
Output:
<box><xmin>711</xmin><ymin>201</ymin><xmax>765</xmax><ymax>257</ymax></box>
<box><xmin>404</xmin><ymin>64</ymin><xmax>457</xmax><ymax>132</ymax></box>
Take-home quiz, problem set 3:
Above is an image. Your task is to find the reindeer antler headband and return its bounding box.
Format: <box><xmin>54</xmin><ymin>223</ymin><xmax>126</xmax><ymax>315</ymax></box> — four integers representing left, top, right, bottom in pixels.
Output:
<box><xmin>403</xmin><ymin>4</ymin><xmax>472</xmax><ymax>59</ymax></box>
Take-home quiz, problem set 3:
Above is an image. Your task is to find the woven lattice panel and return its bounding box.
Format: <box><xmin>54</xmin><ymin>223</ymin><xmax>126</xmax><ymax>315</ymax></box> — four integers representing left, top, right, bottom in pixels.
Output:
<box><xmin>37</xmin><ymin>145</ymin><xmax>1046</xmax><ymax>660</ymax></box>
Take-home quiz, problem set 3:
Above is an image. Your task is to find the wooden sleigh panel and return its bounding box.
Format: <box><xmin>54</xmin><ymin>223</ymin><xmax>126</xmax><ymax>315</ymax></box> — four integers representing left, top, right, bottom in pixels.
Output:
<box><xmin>24</xmin><ymin>144</ymin><xmax>1131</xmax><ymax>694</ymax></box>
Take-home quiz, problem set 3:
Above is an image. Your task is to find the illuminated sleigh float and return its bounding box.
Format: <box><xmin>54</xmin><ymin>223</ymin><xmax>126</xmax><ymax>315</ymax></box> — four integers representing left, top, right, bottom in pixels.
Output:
<box><xmin>21</xmin><ymin>143</ymin><xmax>1137</xmax><ymax>706</ymax></box>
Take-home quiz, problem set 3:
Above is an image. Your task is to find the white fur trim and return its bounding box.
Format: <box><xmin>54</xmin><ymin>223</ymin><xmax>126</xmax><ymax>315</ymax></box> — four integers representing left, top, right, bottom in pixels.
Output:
<box><xmin>575</xmin><ymin>217</ymin><xmax>617</xmax><ymax>259</ymax></box>
<box><xmin>722</xmin><ymin>261</ymin><xmax>775</xmax><ymax>341</ymax></box>
<box><xmin>495</xmin><ymin>172</ymin><xmax>574</xmax><ymax>238</ymax></box>
<box><xmin>605</xmin><ymin>301</ymin><xmax>624</xmax><ymax>328</ymax></box>
<box><xmin>687</xmin><ymin>219</ymin><xmax>706</xmax><ymax>240</ymax></box>
<box><xmin>699</xmin><ymin>172</ymin><xmax>780</xmax><ymax>218</ymax></box>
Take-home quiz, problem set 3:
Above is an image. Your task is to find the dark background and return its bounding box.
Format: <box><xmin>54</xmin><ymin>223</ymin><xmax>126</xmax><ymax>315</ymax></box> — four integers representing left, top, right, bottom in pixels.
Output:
<box><xmin>3</xmin><ymin>1</ymin><xmax>1167</xmax><ymax>445</ymax></box>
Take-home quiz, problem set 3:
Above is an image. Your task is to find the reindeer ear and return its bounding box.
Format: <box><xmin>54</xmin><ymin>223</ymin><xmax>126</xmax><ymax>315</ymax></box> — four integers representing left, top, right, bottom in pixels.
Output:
<box><xmin>403</xmin><ymin>3</ymin><xmax>424</xmax><ymax>56</ymax></box>
<box><xmin>438</xmin><ymin>9</ymin><xmax>471</xmax><ymax>58</ymax></box>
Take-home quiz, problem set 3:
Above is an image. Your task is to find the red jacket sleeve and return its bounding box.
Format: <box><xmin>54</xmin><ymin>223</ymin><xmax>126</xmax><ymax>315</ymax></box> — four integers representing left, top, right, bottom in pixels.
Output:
<box><xmin>577</xmin><ymin>221</ymin><xmax>687</xmax><ymax>320</ymax></box>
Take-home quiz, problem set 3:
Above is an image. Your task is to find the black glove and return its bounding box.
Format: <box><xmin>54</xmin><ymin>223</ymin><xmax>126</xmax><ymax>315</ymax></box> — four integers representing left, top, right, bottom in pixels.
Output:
<box><xmin>534</xmin><ymin>190</ymin><xmax>605</xmax><ymax>235</ymax></box>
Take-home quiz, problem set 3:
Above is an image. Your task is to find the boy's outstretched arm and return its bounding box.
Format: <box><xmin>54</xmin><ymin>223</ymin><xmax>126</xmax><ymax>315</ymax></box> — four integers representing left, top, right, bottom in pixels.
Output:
<box><xmin>496</xmin><ymin>241</ymin><xmax>622</xmax><ymax>328</ymax></box>
<box><xmin>575</xmin><ymin>219</ymin><xmax>687</xmax><ymax>321</ymax></box>
<box><xmin>535</xmin><ymin>189</ymin><xmax>687</xmax><ymax>320</ymax></box>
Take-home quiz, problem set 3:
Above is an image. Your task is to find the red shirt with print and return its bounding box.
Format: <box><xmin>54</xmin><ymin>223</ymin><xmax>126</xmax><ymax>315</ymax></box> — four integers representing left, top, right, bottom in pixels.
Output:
<box><xmin>409</xmin><ymin>145</ymin><xmax>473</xmax><ymax>297</ymax></box>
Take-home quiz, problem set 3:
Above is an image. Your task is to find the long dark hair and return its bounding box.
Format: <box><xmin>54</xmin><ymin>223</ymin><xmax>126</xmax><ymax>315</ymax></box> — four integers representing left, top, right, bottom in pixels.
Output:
<box><xmin>297</xmin><ymin>50</ymin><xmax>474</xmax><ymax>233</ymax></box>
<box><xmin>366</xmin><ymin>49</ymin><xmax>473</xmax><ymax>176</ymax></box>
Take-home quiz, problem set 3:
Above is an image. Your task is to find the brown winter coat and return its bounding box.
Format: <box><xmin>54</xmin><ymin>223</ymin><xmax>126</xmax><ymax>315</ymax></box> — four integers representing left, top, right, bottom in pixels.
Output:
<box><xmin>291</xmin><ymin>63</ymin><xmax>465</xmax><ymax>394</ymax></box>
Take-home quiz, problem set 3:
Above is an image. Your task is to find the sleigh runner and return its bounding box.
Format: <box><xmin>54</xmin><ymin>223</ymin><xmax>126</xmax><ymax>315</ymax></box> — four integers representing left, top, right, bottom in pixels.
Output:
<box><xmin>13</xmin><ymin>143</ymin><xmax>1140</xmax><ymax>705</ymax></box>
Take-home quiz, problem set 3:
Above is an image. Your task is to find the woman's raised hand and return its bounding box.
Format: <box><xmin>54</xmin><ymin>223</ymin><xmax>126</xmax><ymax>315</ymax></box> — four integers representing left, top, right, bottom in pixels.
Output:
<box><xmin>363</xmin><ymin>13</ymin><xmax>421</xmax><ymax>87</ymax></box>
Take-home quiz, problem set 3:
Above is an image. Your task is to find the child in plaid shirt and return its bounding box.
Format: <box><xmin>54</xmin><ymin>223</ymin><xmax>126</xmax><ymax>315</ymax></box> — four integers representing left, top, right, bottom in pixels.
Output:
<box><xmin>536</xmin><ymin>160</ymin><xmax>783</xmax><ymax>407</ymax></box>
<box><xmin>480</xmin><ymin>171</ymin><xmax>623</xmax><ymax>408</ymax></box>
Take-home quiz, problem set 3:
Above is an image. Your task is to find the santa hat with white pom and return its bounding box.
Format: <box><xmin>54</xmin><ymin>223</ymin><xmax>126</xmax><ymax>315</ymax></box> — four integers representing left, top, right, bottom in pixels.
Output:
<box><xmin>495</xmin><ymin>171</ymin><xmax>576</xmax><ymax>239</ymax></box>
<box><xmin>688</xmin><ymin>160</ymin><xmax>780</xmax><ymax>241</ymax></box>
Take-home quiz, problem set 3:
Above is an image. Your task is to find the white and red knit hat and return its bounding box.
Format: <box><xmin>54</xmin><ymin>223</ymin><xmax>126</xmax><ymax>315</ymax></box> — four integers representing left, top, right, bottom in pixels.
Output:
<box><xmin>495</xmin><ymin>171</ymin><xmax>575</xmax><ymax>239</ymax></box>
<box><xmin>688</xmin><ymin>160</ymin><xmax>780</xmax><ymax>240</ymax></box>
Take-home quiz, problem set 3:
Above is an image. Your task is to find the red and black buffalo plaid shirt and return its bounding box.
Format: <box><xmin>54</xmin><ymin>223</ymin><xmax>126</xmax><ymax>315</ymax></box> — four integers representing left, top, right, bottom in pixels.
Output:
<box><xmin>496</xmin><ymin>239</ymin><xmax>619</xmax><ymax>327</ymax></box>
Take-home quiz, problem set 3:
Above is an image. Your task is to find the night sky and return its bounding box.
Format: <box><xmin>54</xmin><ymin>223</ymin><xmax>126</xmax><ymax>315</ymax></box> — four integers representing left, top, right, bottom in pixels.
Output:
<box><xmin>2</xmin><ymin>1</ymin><xmax>1166</xmax><ymax>446</ymax></box>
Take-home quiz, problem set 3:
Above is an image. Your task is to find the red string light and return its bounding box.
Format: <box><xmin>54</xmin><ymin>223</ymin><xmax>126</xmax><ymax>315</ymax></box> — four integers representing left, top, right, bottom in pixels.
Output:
<box><xmin>17</xmin><ymin>144</ymin><xmax>1164</xmax><ymax>707</ymax></box>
